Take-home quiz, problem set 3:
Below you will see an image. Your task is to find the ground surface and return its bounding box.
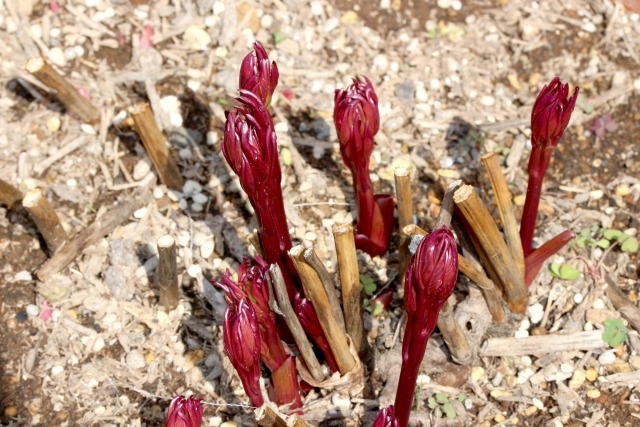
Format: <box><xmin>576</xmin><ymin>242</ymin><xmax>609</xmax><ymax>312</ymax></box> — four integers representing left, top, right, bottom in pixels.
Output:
<box><xmin>1</xmin><ymin>0</ymin><xmax>640</xmax><ymax>426</ymax></box>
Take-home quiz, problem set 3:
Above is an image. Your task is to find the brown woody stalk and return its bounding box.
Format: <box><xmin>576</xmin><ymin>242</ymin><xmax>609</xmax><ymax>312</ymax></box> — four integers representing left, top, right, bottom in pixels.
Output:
<box><xmin>0</xmin><ymin>178</ymin><xmax>23</xmax><ymax>210</ymax></box>
<box><xmin>268</xmin><ymin>264</ymin><xmax>324</xmax><ymax>382</ymax></box>
<box><xmin>22</xmin><ymin>188</ymin><xmax>68</xmax><ymax>254</ymax></box>
<box><xmin>394</xmin><ymin>167</ymin><xmax>413</xmax><ymax>288</ymax></box>
<box><xmin>255</xmin><ymin>404</ymin><xmax>287</xmax><ymax>427</ymax></box>
<box><xmin>453</xmin><ymin>185</ymin><xmax>527</xmax><ymax>313</ymax></box>
<box><xmin>404</xmin><ymin>223</ymin><xmax>506</xmax><ymax>322</ymax></box>
<box><xmin>333</xmin><ymin>223</ymin><xmax>366</xmax><ymax>357</ymax></box>
<box><xmin>302</xmin><ymin>248</ymin><xmax>346</xmax><ymax>332</ymax></box>
<box><xmin>286</xmin><ymin>415</ymin><xmax>310</xmax><ymax>427</ymax></box>
<box><xmin>289</xmin><ymin>245</ymin><xmax>355</xmax><ymax>375</ymax></box>
<box><xmin>432</xmin><ymin>179</ymin><xmax>472</xmax><ymax>364</ymax></box>
<box><xmin>25</xmin><ymin>57</ymin><xmax>100</xmax><ymax>124</ymax></box>
<box><xmin>129</xmin><ymin>103</ymin><xmax>184</xmax><ymax>190</ymax></box>
<box><xmin>157</xmin><ymin>235</ymin><xmax>179</xmax><ymax>311</ymax></box>
<box><xmin>481</xmin><ymin>153</ymin><xmax>525</xmax><ymax>278</ymax></box>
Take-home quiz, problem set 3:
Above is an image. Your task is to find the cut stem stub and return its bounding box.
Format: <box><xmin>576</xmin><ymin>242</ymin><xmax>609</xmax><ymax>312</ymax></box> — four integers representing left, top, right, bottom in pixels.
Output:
<box><xmin>22</xmin><ymin>188</ymin><xmax>68</xmax><ymax>254</ymax></box>
<box><xmin>157</xmin><ymin>235</ymin><xmax>179</xmax><ymax>311</ymax></box>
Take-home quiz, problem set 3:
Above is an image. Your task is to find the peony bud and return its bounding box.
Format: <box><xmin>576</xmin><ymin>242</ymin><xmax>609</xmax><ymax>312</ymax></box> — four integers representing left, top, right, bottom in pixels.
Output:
<box><xmin>372</xmin><ymin>405</ymin><xmax>399</xmax><ymax>427</ymax></box>
<box><xmin>165</xmin><ymin>395</ymin><xmax>203</xmax><ymax>427</ymax></box>
<box><xmin>530</xmin><ymin>77</ymin><xmax>579</xmax><ymax>149</ymax></box>
<box><xmin>239</xmin><ymin>41</ymin><xmax>279</xmax><ymax>107</ymax></box>
<box><xmin>223</xmin><ymin>298</ymin><xmax>264</xmax><ymax>407</ymax></box>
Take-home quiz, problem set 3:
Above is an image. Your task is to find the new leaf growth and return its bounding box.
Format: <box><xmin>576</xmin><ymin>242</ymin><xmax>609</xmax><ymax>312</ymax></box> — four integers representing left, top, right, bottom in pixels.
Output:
<box><xmin>165</xmin><ymin>395</ymin><xmax>203</xmax><ymax>427</ymax></box>
<box><xmin>334</xmin><ymin>77</ymin><xmax>394</xmax><ymax>257</ymax></box>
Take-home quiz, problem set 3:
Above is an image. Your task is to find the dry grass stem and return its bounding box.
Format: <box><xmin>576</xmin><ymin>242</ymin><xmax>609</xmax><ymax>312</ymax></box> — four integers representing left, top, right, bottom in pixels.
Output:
<box><xmin>37</xmin><ymin>182</ymin><xmax>153</xmax><ymax>280</ymax></box>
<box><xmin>333</xmin><ymin>223</ymin><xmax>367</xmax><ymax>358</ymax></box>
<box><xmin>268</xmin><ymin>264</ymin><xmax>324</xmax><ymax>382</ymax></box>
<box><xmin>255</xmin><ymin>403</ymin><xmax>288</xmax><ymax>427</ymax></box>
<box><xmin>0</xmin><ymin>178</ymin><xmax>23</xmax><ymax>210</ymax></box>
<box><xmin>481</xmin><ymin>153</ymin><xmax>525</xmax><ymax>277</ymax></box>
<box><xmin>453</xmin><ymin>185</ymin><xmax>527</xmax><ymax>314</ymax></box>
<box><xmin>22</xmin><ymin>188</ymin><xmax>68</xmax><ymax>254</ymax></box>
<box><xmin>129</xmin><ymin>102</ymin><xmax>184</xmax><ymax>190</ymax></box>
<box><xmin>289</xmin><ymin>245</ymin><xmax>355</xmax><ymax>375</ymax></box>
<box><xmin>25</xmin><ymin>57</ymin><xmax>100</xmax><ymax>124</ymax></box>
<box><xmin>302</xmin><ymin>247</ymin><xmax>346</xmax><ymax>332</ymax></box>
<box><xmin>157</xmin><ymin>235</ymin><xmax>179</xmax><ymax>311</ymax></box>
<box><xmin>480</xmin><ymin>330</ymin><xmax>606</xmax><ymax>357</ymax></box>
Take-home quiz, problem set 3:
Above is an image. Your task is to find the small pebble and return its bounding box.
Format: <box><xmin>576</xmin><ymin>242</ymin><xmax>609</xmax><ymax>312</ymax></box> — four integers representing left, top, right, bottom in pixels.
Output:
<box><xmin>183</xmin><ymin>26</ymin><xmax>211</xmax><ymax>50</ymax></box>
<box><xmin>26</xmin><ymin>304</ymin><xmax>39</xmax><ymax>316</ymax></box>
<box><xmin>4</xmin><ymin>407</ymin><xmax>18</xmax><ymax>417</ymax></box>
<box><xmin>183</xmin><ymin>180</ymin><xmax>203</xmax><ymax>196</ymax></box>
<box><xmin>532</xmin><ymin>397</ymin><xmax>544</xmax><ymax>410</ymax></box>
<box><xmin>188</xmin><ymin>264</ymin><xmax>202</xmax><ymax>278</ymax></box>
<box><xmin>471</xmin><ymin>366</ymin><xmax>485</xmax><ymax>381</ymax></box>
<box><xmin>176</xmin><ymin>231</ymin><xmax>191</xmax><ymax>247</ymax></box>
<box><xmin>587</xmin><ymin>389</ymin><xmax>601</xmax><ymax>399</ymax></box>
<box><xmin>153</xmin><ymin>187</ymin><xmax>165</xmax><ymax>199</ymax></box>
<box><xmin>192</xmin><ymin>193</ymin><xmax>208</xmax><ymax>204</ymax></box>
<box><xmin>179</xmin><ymin>198</ymin><xmax>188</xmax><ymax>210</ymax></box>
<box><xmin>514</xmin><ymin>330</ymin><xmax>529</xmax><ymax>338</ymax></box>
<box><xmin>126</xmin><ymin>350</ymin><xmax>146</xmax><ymax>369</ymax></box>
<box><xmin>593</xmin><ymin>299</ymin><xmax>605</xmax><ymax>310</ymax></box>
<box><xmin>47</xmin><ymin>47</ymin><xmax>66</xmax><ymax>67</ymax></box>
<box><xmin>416</xmin><ymin>374</ymin><xmax>431</xmax><ymax>385</ymax></box>
<box><xmin>47</xmin><ymin>116</ymin><xmax>61</xmax><ymax>132</ymax></box>
<box><xmin>598</xmin><ymin>350</ymin><xmax>616</xmax><ymax>365</ymax></box>
<box><xmin>574</xmin><ymin>293</ymin><xmax>584</xmax><ymax>304</ymax></box>
<box><xmin>15</xmin><ymin>270</ymin><xmax>32</xmax><ymax>281</ymax></box>
<box><xmin>480</xmin><ymin>95</ymin><xmax>495</xmax><ymax>106</ymax></box>
<box><xmin>51</xmin><ymin>365</ymin><xmax>64</xmax><ymax>376</ymax></box>
<box><xmin>586</xmin><ymin>368</ymin><xmax>598</xmax><ymax>381</ymax></box>
<box><xmin>527</xmin><ymin>303</ymin><xmax>544</xmax><ymax>324</ymax></box>
<box><xmin>133</xmin><ymin>207</ymin><xmax>148</xmax><ymax>219</ymax></box>
<box><xmin>191</xmin><ymin>202</ymin><xmax>204</xmax><ymax>212</ymax></box>
<box><xmin>200</xmin><ymin>240</ymin><xmax>214</xmax><ymax>259</ymax></box>
<box><xmin>133</xmin><ymin>160</ymin><xmax>151</xmax><ymax>180</ymax></box>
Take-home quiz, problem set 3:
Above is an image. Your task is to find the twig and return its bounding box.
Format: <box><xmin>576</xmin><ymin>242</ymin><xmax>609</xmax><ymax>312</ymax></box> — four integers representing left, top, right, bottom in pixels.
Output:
<box><xmin>433</xmin><ymin>179</ymin><xmax>462</xmax><ymax>229</ymax></box>
<box><xmin>480</xmin><ymin>330</ymin><xmax>606</xmax><ymax>357</ymax></box>
<box><xmin>453</xmin><ymin>185</ymin><xmax>527</xmax><ymax>314</ymax></box>
<box><xmin>37</xmin><ymin>181</ymin><xmax>153</xmax><ymax>280</ymax></box>
<box><xmin>157</xmin><ymin>235</ymin><xmax>179</xmax><ymax>311</ymax></box>
<box><xmin>255</xmin><ymin>403</ymin><xmax>287</xmax><ymax>427</ymax></box>
<box><xmin>302</xmin><ymin>247</ymin><xmax>346</xmax><ymax>332</ymax></box>
<box><xmin>25</xmin><ymin>57</ymin><xmax>100</xmax><ymax>124</ymax></box>
<box><xmin>22</xmin><ymin>188</ymin><xmax>68</xmax><ymax>254</ymax></box>
<box><xmin>289</xmin><ymin>245</ymin><xmax>355</xmax><ymax>375</ymax></box>
<box><xmin>481</xmin><ymin>153</ymin><xmax>525</xmax><ymax>278</ymax></box>
<box><xmin>129</xmin><ymin>102</ymin><xmax>184</xmax><ymax>190</ymax></box>
<box><xmin>394</xmin><ymin>167</ymin><xmax>413</xmax><ymax>289</ymax></box>
<box><xmin>0</xmin><ymin>178</ymin><xmax>23</xmax><ymax>210</ymax></box>
<box><xmin>333</xmin><ymin>223</ymin><xmax>367</xmax><ymax>358</ymax></box>
<box><xmin>34</xmin><ymin>136</ymin><xmax>87</xmax><ymax>175</ymax></box>
<box><xmin>268</xmin><ymin>264</ymin><xmax>324</xmax><ymax>382</ymax></box>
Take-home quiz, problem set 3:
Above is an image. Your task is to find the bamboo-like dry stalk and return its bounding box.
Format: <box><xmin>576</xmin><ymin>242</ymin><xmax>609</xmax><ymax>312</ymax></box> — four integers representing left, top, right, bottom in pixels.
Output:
<box><xmin>433</xmin><ymin>179</ymin><xmax>462</xmax><ymax>229</ymax></box>
<box><xmin>404</xmin><ymin>223</ymin><xmax>506</xmax><ymax>322</ymax></box>
<box><xmin>333</xmin><ymin>223</ymin><xmax>366</xmax><ymax>357</ymax></box>
<box><xmin>480</xmin><ymin>330</ymin><xmax>606</xmax><ymax>357</ymax></box>
<box><xmin>37</xmin><ymin>181</ymin><xmax>153</xmax><ymax>280</ymax></box>
<box><xmin>129</xmin><ymin>102</ymin><xmax>184</xmax><ymax>190</ymax></box>
<box><xmin>255</xmin><ymin>404</ymin><xmax>288</xmax><ymax>427</ymax></box>
<box><xmin>394</xmin><ymin>167</ymin><xmax>413</xmax><ymax>288</ymax></box>
<box><xmin>25</xmin><ymin>57</ymin><xmax>101</xmax><ymax>124</ymax></box>
<box><xmin>268</xmin><ymin>264</ymin><xmax>324</xmax><ymax>382</ymax></box>
<box><xmin>157</xmin><ymin>235</ymin><xmax>179</xmax><ymax>311</ymax></box>
<box><xmin>302</xmin><ymin>248</ymin><xmax>346</xmax><ymax>332</ymax></box>
<box><xmin>0</xmin><ymin>178</ymin><xmax>23</xmax><ymax>210</ymax></box>
<box><xmin>453</xmin><ymin>185</ymin><xmax>527</xmax><ymax>314</ymax></box>
<box><xmin>22</xmin><ymin>188</ymin><xmax>68</xmax><ymax>254</ymax></box>
<box><xmin>289</xmin><ymin>245</ymin><xmax>355</xmax><ymax>375</ymax></box>
<box><xmin>481</xmin><ymin>153</ymin><xmax>525</xmax><ymax>278</ymax></box>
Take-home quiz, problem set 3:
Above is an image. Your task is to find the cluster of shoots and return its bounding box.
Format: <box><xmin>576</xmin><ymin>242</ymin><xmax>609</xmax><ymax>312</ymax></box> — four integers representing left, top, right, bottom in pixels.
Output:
<box><xmin>208</xmin><ymin>40</ymin><xmax>578</xmax><ymax>425</ymax></box>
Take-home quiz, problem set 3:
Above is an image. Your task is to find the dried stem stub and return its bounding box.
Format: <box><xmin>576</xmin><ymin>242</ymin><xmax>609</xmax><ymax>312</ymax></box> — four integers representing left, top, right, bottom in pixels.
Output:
<box><xmin>157</xmin><ymin>235</ymin><xmax>179</xmax><ymax>311</ymax></box>
<box><xmin>25</xmin><ymin>57</ymin><xmax>100</xmax><ymax>124</ymax></box>
<box><xmin>255</xmin><ymin>403</ymin><xmax>288</xmax><ymax>427</ymax></box>
<box><xmin>129</xmin><ymin>102</ymin><xmax>184</xmax><ymax>190</ymax></box>
<box><xmin>0</xmin><ymin>178</ymin><xmax>23</xmax><ymax>210</ymax></box>
<box><xmin>268</xmin><ymin>264</ymin><xmax>324</xmax><ymax>382</ymax></box>
<box><xmin>333</xmin><ymin>223</ymin><xmax>367</xmax><ymax>358</ymax></box>
<box><xmin>289</xmin><ymin>245</ymin><xmax>355</xmax><ymax>375</ymax></box>
<box><xmin>453</xmin><ymin>185</ymin><xmax>527</xmax><ymax>314</ymax></box>
<box><xmin>22</xmin><ymin>188</ymin><xmax>68</xmax><ymax>254</ymax></box>
<box><xmin>394</xmin><ymin>167</ymin><xmax>413</xmax><ymax>289</ymax></box>
<box><xmin>481</xmin><ymin>153</ymin><xmax>525</xmax><ymax>277</ymax></box>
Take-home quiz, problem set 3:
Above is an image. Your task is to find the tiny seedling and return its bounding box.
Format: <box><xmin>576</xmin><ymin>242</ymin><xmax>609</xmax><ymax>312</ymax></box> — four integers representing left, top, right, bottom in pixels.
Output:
<box><xmin>360</xmin><ymin>274</ymin><xmax>377</xmax><ymax>297</ymax></box>
<box><xmin>601</xmin><ymin>229</ymin><xmax>639</xmax><ymax>254</ymax></box>
<box><xmin>549</xmin><ymin>262</ymin><xmax>580</xmax><ymax>281</ymax></box>
<box><xmin>602</xmin><ymin>318</ymin><xmax>628</xmax><ymax>347</ymax></box>
<box><xmin>427</xmin><ymin>392</ymin><xmax>465</xmax><ymax>419</ymax></box>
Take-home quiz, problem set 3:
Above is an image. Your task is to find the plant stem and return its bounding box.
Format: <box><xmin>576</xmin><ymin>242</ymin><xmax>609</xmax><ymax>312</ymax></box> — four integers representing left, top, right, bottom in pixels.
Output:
<box><xmin>520</xmin><ymin>146</ymin><xmax>552</xmax><ymax>256</ymax></box>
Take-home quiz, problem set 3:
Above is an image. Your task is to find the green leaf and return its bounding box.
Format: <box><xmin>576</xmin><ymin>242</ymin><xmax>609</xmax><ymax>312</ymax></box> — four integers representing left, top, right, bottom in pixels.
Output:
<box><xmin>435</xmin><ymin>392</ymin><xmax>449</xmax><ymax>404</ymax></box>
<box><xmin>273</xmin><ymin>31</ymin><xmax>284</xmax><ymax>45</ymax></box>
<box><xmin>559</xmin><ymin>264</ymin><xmax>580</xmax><ymax>281</ymax></box>
<box><xmin>550</xmin><ymin>262</ymin><xmax>562</xmax><ymax>277</ymax></box>
<box><xmin>434</xmin><ymin>407</ymin><xmax>442</xmax><ymax>418</ymax></box>
<box><xmin>602</xmin><ymin>318</ymin><xmax>628</xmax><ymax>347</ymax></box>
<box><xmin>442</xmin><ymin>402</ymin><xmax>457</xmax><ymax>419</ymax></box>
<box><xmin>595</xmin><ymin>239</ymin><xmax>611</xmax><ymax>249</ymax></box>
<box><xmin>427</xmin><ymin>397</ymin><xmax>438</xmax><ymax>409</ymax></box>
<box><xmin>602</xmin><ymin>228</ymin><xmax>623</xmax><ymax>241</ymax></box>
<box><xmin>371</xmin><ymin>301</ymin><xmax>384</xmax><ymax>316</ymax></box>
<box><xmin>620</xmin><ymin>236</ymin><xmax>639</xmax><ymax>253</ymax></box>
<box><xmin>457</xmin><ymin>393</ymin><xmax>467</xmax><ymax>403</ymax></box>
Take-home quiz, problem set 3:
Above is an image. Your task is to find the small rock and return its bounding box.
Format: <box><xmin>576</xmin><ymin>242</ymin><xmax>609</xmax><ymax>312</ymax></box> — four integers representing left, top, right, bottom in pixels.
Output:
<box><xmin>598</xmin><ymin>350</ymin><xmax>616</xmax><ymax>365</ymax></box>
<box><xmin>586</xmin><ymin>368</ymin><xmax>598</xmax><ymax>381</ymax></box>
<box><xmin>527</xmin><ymin>303</ymin><xmax>544</xmax><ymax>324</ymax></box>
<box><xmin>192</xmin><ymin>193</ymin><xmax>208</xmax><ymax>204</ymax></box>
<box><xmin>569</xmin><ymin>370</ymin><xmax>586</xmax><ymax>389</ymax></box>
<box><xmin>437</xmin><ymin>0</ymin><xmax>454</xmax><ymax>8</ymax></box>
<box><xmin>183</xmin><ymin>180</ymin><xmax>202</xmax><ymax>196</ymax></box>
<box><xmin>47</xmin><ymin>47</ymin><xmax>66</xmax><ymax>67</ymax></box>
<box><xmin>187</xmin><ymin>264</ymin><xmax>202</xmax><ymax>278</ymax></box>
<box><xmin>126</xmin><ymin>350</ymin><xmax>146</xmax><ymax>369</ymax></box>
<box><xmin>183</xmin><ymin>26</ymin><xmax>211</xmax><ymax>50</ymax></box>
<box><xmin>133</xmin><ymin>207</ymin><xmax>148</xmax><ymax>219</ymax></box>
<box><xmin>480</xmin><ymin>95</ymin><xmax>495</xmax><ymax>106</ymax></box>
<box><xmin>200</xmin><ymin>239</ymin><xmax>214</xmax><ymax>259</ymax></box>
<box><xmin>51</xmin><ymin>365</ymin><xmax>64</xmax><ymax>376</ymax></box>
<box><xmin>133</xmin><ymin>160</ymin><xmax>151</xmax><ymax>180</ymax></box>
<box><xmin>587</xmin><ymin>389</ymin><xmax>601</xmax><ymax>399</ymax></box>
<box><xmin>191</xmin><ymin>202</ymin><xmax>204</xmax><ymax>212</ymax></box>
<box><xmin>46</xmin><ymin>116</ymin><xmax>61</xmax><ymax>132</ymax></box>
